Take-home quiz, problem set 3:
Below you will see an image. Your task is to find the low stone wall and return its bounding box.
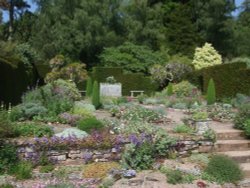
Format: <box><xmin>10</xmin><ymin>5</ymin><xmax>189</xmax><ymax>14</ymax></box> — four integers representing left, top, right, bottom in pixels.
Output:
<box><xmin>17</xmin><ymin>147</ymin><xmax>122</xmax><ymax>163</ymax></box>
<box><xmin>13</xmin><ymin>135</ymin><xmax>215</xmax><ymax>164</ymax></box>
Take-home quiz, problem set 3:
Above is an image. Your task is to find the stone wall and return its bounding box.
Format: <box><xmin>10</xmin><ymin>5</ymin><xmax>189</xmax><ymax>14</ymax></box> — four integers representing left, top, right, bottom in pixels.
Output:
<box><xmin>14</xmin><ymin>136</ymin><xmax>214</xmax><ymax>163</ymax></box>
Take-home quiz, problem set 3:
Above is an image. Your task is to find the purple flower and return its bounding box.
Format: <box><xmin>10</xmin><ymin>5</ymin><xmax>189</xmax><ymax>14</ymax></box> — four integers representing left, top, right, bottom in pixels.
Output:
<box><xmin>129</xmin><ymin>134</ymin><xmax>141</xmax><ymax>146</ymax></box>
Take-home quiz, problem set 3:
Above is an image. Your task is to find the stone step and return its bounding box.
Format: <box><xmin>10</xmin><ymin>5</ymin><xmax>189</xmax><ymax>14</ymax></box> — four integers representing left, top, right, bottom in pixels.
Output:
<box><xmin>240</xmin><ymin>163</ymin><xmax>250</xmax><ymax>178</ymax></box>
<box><xmin>216</xmin><ymin>129</ymin><xmax>245</xmax><ymax>140</ymax></box>
<box><xmin>218</xmin><ymin>151</ymin><xmax>250</xmax><ymax>163</ymax></box>
<box><xmin>215</xmin><ymin>140</ymin><xmax>250</xmax><ymax>152</ymax></box>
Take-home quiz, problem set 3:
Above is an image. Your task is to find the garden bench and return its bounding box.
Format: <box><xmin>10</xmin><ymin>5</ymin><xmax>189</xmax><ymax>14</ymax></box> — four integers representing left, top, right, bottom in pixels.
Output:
<box><xmin>79</xmin><ymin>90</ymin><xmax>86</xmax><ymax>96</ymax></box>
<box><xmin>130</xmin><ymin>90</ymin><xmax>144</xmax><ymax>97</ymax></box>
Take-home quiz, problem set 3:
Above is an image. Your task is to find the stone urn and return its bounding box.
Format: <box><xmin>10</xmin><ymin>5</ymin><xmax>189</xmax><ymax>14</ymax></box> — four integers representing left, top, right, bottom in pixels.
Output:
<box><xmin>191</xmin><ymin>112</ymin><xmax>210</xmax><ymax>135</ymax></box>
<box><xmin>194</xmin><ymin>119</ymin><xmax>210</xmax><ymax>135</ymax></box>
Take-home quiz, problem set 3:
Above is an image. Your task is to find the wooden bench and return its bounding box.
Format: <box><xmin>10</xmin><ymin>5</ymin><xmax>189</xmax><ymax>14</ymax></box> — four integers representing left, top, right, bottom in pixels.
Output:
<box><xmin>79</xmin><ymin>90</ymin><xmax>86</xmax><ymax>96</ymax></box>
<box><xmin>130</xmin><ymin>90</ymin><xmax>144</xmax><ymax>97</ymax></box>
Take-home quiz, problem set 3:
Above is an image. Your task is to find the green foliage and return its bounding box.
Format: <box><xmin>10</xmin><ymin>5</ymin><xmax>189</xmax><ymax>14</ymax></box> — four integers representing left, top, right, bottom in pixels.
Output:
<box><xmin>0</xmin><ymin>54</ymin><xmax>36</xmax><ymax>105</ymax></box>
<box><xmin>92</xmin><ymin>81</ymin><xmax>101</xmax><ymax>109</ymax></box>
<box><xmin>188</xmin><ymin>62</ymin><xmax>250</xmax><ymax>98</ymax></box>
<box><xmin>14</xmin><ymin>43</ymin><xmax>39</xmax><ymax>70</ymax></box>
<box><xmin>192</xmin><ymin>112</ymin><xmax>208</xmax><ymax>121</ymax></box>
<box><xmin>0</xmin><ymin>143</ymin><xmax>18</xmax><ymax>174</ymax></box>
<box><xmin>173</xmin><ymin>124</ymin><xmax>193</xmax><ymax>134</ymax></box>
<box><xmin>100</xmin><ymin>42</ymin><xmax>168</xmax><ymax>75</ymax></box>
<box><xmin>46</xmin><ymin>61</ymin><xmax>88</xmax><ymax>84</ymax></box>
<box><xmin>206</xmin><ymin>78</ymin><xmax>216</xmax><ymax>105</ymax></box>
<box><xmin>207</xmin><ymin>103</ymin><xmax>235</xmax><ymax>122</ymax></box>
<box><xmin>14</xmin><ymin>122</ymin><xmax>53</xmax><ymax>137</ymax></box>
<box><xmin>122</xmin><ymin>142</ymin><xmax>154</xmax><ymax>170</ymax></box>
<box><xmin>0</xmin><ymin>184</ymin><xmax>14</xmax><ymax>188</ymax></box>
<box><xmin>231</xmin><ymin>93</ymin><xmax>250</xmax><ymax>108</ymax></box>
<box><xmin>12</xmin><ymin>79</ymin><xmax>81</xmax><ymax>121</ymax></box>
<box><xmin>121</xmin><ymin>105</ymin><xmax>163</xmax><ymax>123</ymax></box>
<box><xmin>167</xmin><ymin>83</ymin><xmax>173</xmax><ymax>96</ymax></box>
<box><xmin>164</xmin><ymin>3</ymin><xmax>198</xmax><ymax>56</ymax></box>
<box><xmin>202</xmin><ymin>129</ymin><xmax>216</xmax><ymax>142</ymax></box>
<box><xmin>14</xmin><ymin>161</ymin><xmax>33</xmax><ymax>180</ymax></box>
<box><xmin>77</xmin><ymin>117</ymin><xmax>104</xmax><ymax>133</ymax></box>
<box><xmin>192</xmin><ymin>43</ymin><xmax>222</xmax><ymax>70</ymax></box>
<box><xmin>86</xmin><ymin>77</ymin><xmax>93</xmax><ymax>97</ymax></box>
<box><xmin>160</xmin><ymin>167</ymin><xmax>197</xmax><ymax>184</ymax></box>
<box><xmin>0</xmin><ymin>110</ymin><xmax>15</xmax><ymax>138</ymax></box>
<box><xmin>234</xmin><ymin>104</ymin><xmax>250</xmax><ymax>129</ymax></box>
<box><xmin>39</xmin><ymin>164</ymin><xmax>55</xmax><ymax>173</ymax></box>
<box><xmin>154</xmin><ymin>130</ymin><xmax>176</xmax><ymax>157</ymax></box>
<box><xmin>243</xmin><ymin>119</ymin><xmax>250</xmax><ymax>138</ymax></box>
<box><xmin>204</xmin><ymin>155</ymin><xmax>243</xmax><ymax>183</ymax></box>
<box><xmin>173</xmin><ymin>81</ymin><xmax>201</xmax><ymax>97</ymax></box>
<box><xmin>166</xmin><ymin>170</ymin><xmax>183</xmax><ymax>184</ymax></box>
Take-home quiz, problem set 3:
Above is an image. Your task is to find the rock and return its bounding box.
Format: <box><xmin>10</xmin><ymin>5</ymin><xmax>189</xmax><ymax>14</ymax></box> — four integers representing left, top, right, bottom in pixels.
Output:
<box><xmin>54</xmin><ymin>128</ymin><xmax>88</xmax><ymax>139</ymax></box>
<box><xmin>33</xmin><ymin>172</ymin><xmax>53</xmax><ymax>179</ymax></box>
<box><xmin>50</xmin><ymin>154</ymin><xmax>67</xmax><ymax>161</ymax></box>
<box><xmin>145</xmin><ymin>172</ymin><xmax>166</xmax><ymax>182</ymax></box>
<box><xmin>123</xmin><ymin>169</ymin><xmax>136</xmax><ymax>178</ymax></box>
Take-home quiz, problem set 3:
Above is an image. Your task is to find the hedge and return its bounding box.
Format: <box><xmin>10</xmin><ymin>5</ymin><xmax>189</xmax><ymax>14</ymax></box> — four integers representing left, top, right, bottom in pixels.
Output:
<box><xmin>187</xmin><ymin>62</ymin><xmax>250</xmax><ymax>98</ymax></box>
<box><xmin>91</xmin><ymin>67</ymin><xmax>158</xmax><ymax>96</ymax></box>
<box><xmin>0</xmin><ymin>58</ymin><xmax>37</xmax><ymax>105</ymax></box>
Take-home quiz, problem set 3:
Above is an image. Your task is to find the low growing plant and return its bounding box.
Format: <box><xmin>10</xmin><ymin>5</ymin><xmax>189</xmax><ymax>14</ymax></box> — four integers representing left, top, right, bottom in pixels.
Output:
<box><xmin>14</xmin><ymin>161</ymin><xmax>33</xmax><ymax>180</ymax></box>
<box><xmin>39</xmin><ymin>164</ymin><xmax>55</xmax><ymax>173</ymax></box>
<box><xmin>234</xmin><ymin>104</ymin><xmax>250</xmax><ymax>130</ymax></box>
<box><xmin>14</xmin><ymin>122</ymin><xmax>54</xmax><ymax>137</ymax></box>
<box><xmin>173</xmin><ymin>124</ymin><xmax>193</xmax><ymax>134</ymax></box>
<box><xmin>192</xmin><ymin>111</ymin><xmax>208</xmax><ymax>121</ymax></box>
<box><xmin>122</xmin><ymin>142</ymin><xmax>154</xmax><ymax>170</ymax></box>
<box><xmin>204</xmin><ymin>155</ymin><xmax>243</xmax><ymax>183</ymax></box>
<box><xmin>77</xmin><ymin>117</ymin><xmax>104</xmax><ymax>133</ymax></box>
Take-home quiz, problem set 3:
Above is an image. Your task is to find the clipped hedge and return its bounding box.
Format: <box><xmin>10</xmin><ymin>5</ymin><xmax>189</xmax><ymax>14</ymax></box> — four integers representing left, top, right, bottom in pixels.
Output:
<box><xmin>0</xmin><ymin>58</ymin><xmax>36</xmax><ymax>104</ymax></box>
<box><xmin>91</xmin><ymin>67</ymin><xmax>158</xmax><ymax>96</ymax></box>
<box><xmin>188</xmin><ymin>62</ymin><xmax>250</xmax><ymax>98</ymax></box>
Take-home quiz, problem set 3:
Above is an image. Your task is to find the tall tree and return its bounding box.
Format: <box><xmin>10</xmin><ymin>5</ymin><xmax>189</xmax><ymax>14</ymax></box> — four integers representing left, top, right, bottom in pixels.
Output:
<box><xmin>163</xmin><ymin>2</ymin><xmax>199</xmax><ymax>56</ymax></box>
<box><xmin>31</xmin><ymin>0</ymin><xmax>124</xmax><ymax>66</ymax></box>
<box><xmin>0</xmin><ymin>0</ymin><xmax>30</xmax><ymax>40</ymax></box>
<box><xmin>190</xmin><ymin>0</ymin><xmax>236</xmax><ymax>57</ymax></box>
<box><xmin>234</xmin><ymin>0</ymin><xmax>250</xmax><ymax>56</ymax></box>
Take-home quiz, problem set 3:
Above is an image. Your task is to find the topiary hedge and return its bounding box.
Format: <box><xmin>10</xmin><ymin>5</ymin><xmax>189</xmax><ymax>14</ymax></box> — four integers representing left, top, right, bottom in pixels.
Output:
<box><xmin>187</xmin><ymin>62</ymin><xmax>250</xmax><ymax>98</ymax></box>
<box><xmin>0</xmin><ymin>58</ymin><xmax>37</xmax><ymax>105</ymax></box>
<box><xmin>91</xmin><ymin>67</ymin><xmax>158</xmax><ymax>96</ymax></box>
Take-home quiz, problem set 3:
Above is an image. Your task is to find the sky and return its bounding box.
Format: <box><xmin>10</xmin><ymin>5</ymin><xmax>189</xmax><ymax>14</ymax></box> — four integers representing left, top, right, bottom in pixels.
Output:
<box><xmin>1</xmin><ymin>0</ymin><xmax>246</xmax><ymax>22</ymax></box>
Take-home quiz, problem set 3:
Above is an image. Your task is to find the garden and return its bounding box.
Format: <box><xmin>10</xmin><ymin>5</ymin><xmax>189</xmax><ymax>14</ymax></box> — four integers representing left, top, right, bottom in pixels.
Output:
<box><xmin>1</xmin><ymin>0</ymin><xmax>250</xmax><ymax>188</ymax></box>
<box><xmin>0</xmin><ymin>47</ymin><xmax>250</xmax><ymax>187</ymax></box>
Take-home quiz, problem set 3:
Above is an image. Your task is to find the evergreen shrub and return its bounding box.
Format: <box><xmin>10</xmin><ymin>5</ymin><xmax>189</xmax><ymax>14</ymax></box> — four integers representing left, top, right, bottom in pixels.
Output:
<box><xmin>206</xmin><ymin>78</ymin><xmax>216</xmax><ymax>105</ymax></box>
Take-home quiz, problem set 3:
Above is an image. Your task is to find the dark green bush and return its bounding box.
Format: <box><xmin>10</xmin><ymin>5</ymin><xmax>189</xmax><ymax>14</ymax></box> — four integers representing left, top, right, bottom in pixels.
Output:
<box><xmin>13</xmin><ymin>161</ymin><xmax>33</xmax><ymax>180</ymax></box>
<box><xmin>14</xmin><ymin>122</ymin><xmax>53</xmax><ymax>137</ymax></box>
<box><xmin>167</xmin><ymin>82</ymin><xmax>173</xmax><ymax>96</ymax></box>
<box><xmin>86</xmin><ymin>77</ymin><xmax>93</xmax><ymax>97</ymax></box>
<box><xmin>206</xmin><ymin>78</ymin><xmax>216</xmax><ymax>105</ymax></box>
<box><xmin>92</xmin><ymin>81</ymin><xmax>101</xmax><ymax>109</ymax></box>
<box><xmin>0</xmin><ymin>143</ymin><xmax>18</xmax><ymax>174</ymax></box>
<box><xmin>0</xmin><ymin>58</ymin><xmax>37</xmax><ymax>105</ymax></box>
<box><xmin>77</xmin><ymin>117</ymin><xmax>104</xmax><ymax>133</ymax></box>
<box><xmin>234</xmin><ymin>104</ymin><xmax>250</xmax><ymax>130</ymax></box>
<box><xmin>188</xmin><ymin>62</ymin><xmax>250</xmax><ymax>98</ymax></box>
<box><xmin>204</xmin><ymin>155</ymin><xmax>243</xmax><ymax>183</ymax></box>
